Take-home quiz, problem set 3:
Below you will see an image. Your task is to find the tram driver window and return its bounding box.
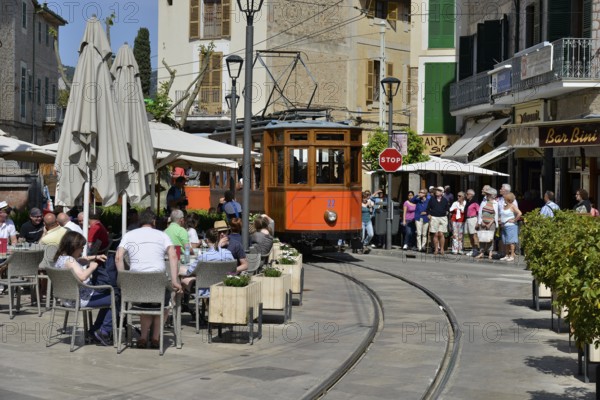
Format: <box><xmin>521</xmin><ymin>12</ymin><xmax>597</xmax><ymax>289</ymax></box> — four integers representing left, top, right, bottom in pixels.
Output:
<box><xmin>289</xmin><ymin>148</ymin><xmax>308</xmax><ymax>184</ymax></box>
<box><xmin>316</xmin><ymin>149</ymin><xmax>345</xmax><ymax>184</ymax></box>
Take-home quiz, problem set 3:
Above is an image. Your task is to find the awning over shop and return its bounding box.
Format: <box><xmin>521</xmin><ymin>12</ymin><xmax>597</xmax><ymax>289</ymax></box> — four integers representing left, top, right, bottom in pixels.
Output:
<box><xmin>468</xmin><ymin>142</ymin><xmax>511</xmax><ymax>167</ymax></box>
<box><xmin>441</xmin><ymin>117</ymin><xmax>510</xmax><ymax>163</ymax></box>
<box><xmin>386</xmin><ymin>156</ymin><xmax>509</xmax><ymax>176</ymax></box>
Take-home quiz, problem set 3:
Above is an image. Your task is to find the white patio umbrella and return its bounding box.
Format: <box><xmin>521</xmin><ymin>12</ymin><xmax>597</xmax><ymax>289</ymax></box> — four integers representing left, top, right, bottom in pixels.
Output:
<box><xmin>0</xmin><ymin>130</ymin><xmax>56</xmax><ymax>163</ymax></box>
<box><xmin>392</xmin><ymin>156</ymin><xmax>509</xmax><ymax>177</ymax></box>
<box><xmin>54</xmin><ymin>17</ymin><xmax>130</xmax><ymax>243</ymax></box>
<box><xmin>111</xmin><ymin>43</ymin><xmax>155</xmax><ymax>236</ymax></box>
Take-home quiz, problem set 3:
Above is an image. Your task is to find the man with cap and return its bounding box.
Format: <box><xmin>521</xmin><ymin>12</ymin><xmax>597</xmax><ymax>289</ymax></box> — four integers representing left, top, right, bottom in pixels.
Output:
<box><xmin>0</xmin><ymin>201</ymin><xmax>17</xmax><ymax>246</ymax></box>
<box><xmin>20</xmin><ymin>207</ymin><xmax>44</xmax><ymax>243</ymax></box>
<box><xmin>214</xmin><ymin>220</ymin><xmax>248</xmax><ymax>273</ymax></box>
<box><xmin>426</xmin><ymin>187</ymin><xmax>450</xmax><ymax>255</ymax></box>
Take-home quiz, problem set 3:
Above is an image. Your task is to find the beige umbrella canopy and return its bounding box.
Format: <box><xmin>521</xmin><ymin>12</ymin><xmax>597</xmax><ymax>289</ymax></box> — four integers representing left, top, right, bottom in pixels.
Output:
<box><xmin>54</xmin><ymin>17</ymin><xmax>130</xmax><ymax>240</ymax></box>
<box><xmin>0</xmin><ymin>130</ymin><xmax>56</xmax><ymax>163</ymax></box>
<box><xmin>111</xmin><ymin>42</ymin><xmax>155</xmax><ymax>204</ymax></box>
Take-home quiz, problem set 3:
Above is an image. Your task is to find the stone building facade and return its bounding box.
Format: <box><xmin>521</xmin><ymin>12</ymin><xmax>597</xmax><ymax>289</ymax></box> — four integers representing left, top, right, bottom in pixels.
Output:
<box><xmin>0</xmin><ymin>0</ymin><xmax>66</xmax><ymax>144</ymax></box>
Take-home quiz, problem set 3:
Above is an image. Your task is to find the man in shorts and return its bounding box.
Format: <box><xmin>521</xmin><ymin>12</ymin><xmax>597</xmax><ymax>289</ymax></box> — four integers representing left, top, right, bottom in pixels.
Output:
<box><xmin>426</xmin><ymin>187</ymin><xmax>450</xmax><ymax>255</ymax></box>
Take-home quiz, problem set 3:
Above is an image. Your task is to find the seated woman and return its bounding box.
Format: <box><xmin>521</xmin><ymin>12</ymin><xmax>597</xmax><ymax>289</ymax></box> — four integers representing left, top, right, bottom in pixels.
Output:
<box><xmin>250</xmin><ymin>215</ymin><xmax>274</xmax><ymax>256</ymax></box>
<box><xmin>53</xmin><ymin>231</ymin><xmax>113</xmax><ymax>346</ymax></box>
<box><xmin>185</xmin><ymin>213</ymin><xmax>201</xmax><ymax>249</ymax></box>
<box><xmin>179</xmin><ymin>228</ymin><xmax>234</xmax><ymax>294</ymax></box>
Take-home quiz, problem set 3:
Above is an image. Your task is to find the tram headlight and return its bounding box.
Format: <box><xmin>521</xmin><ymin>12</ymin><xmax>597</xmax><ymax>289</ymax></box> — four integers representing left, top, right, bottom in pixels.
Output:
<box><xmin>324</xmin><ymin>209</ymin><xmax>337</xmax><ymax>224</ymax></box>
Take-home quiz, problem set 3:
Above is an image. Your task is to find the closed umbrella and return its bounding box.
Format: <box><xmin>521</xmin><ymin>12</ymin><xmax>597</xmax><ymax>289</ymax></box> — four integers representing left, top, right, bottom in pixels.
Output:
<box><xmin>111</xmin><ymin>43</ymin><xmax>155</xmax><ymax>236</ymax></box>
<box><xmin>54</xmin><ymin>16</ymin><xmax>130</xmax><ymax>242</ymax></box>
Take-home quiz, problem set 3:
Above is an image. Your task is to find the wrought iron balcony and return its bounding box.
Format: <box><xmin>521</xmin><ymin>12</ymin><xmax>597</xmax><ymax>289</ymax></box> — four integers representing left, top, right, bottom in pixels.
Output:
<box><xmin>449</xmin><ymin>71</ymin><xmax>490</xmax><ymax>112</ymax></box>
<box><xmin>508</xmin><ymin>38</ymin><xmax>600</xmax><ymax>94</ymax></box>
<box><xmin>44</xmin><ymin>104</ymin><xmax>64</xmax><ymax>124</ymax></box>
<box><xmin>450</xmin><ymin>38</ymin><xmax>600</xmax><ymax>112</ymax></box>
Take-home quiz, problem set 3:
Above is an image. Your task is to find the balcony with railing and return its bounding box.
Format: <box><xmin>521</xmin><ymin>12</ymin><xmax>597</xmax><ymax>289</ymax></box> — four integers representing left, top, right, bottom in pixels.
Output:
<box><xmin>449</xmin><ymin>71</ymin><xmax>490</xmax><ymax>112</ymax></box>
<box><xmin>450</xmin><ymin>38</ymin><xmax>600</xmax><ymax>112</ymax></box>
<box><xmin>44</xmin><ymin>104</ymin><xmax>64</xmax><ymax>125</ymax></box>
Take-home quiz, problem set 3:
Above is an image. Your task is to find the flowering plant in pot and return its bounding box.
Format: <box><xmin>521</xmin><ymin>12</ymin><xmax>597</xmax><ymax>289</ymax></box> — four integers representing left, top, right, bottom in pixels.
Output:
<box><xmin>223</xmin><ymin>274</ymin><xmax>251</xmax><ymax>287</ymax></box>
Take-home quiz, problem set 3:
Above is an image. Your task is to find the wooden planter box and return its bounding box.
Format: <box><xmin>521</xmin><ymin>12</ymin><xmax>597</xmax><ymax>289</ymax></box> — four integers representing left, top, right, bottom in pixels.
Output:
<box><xmin>538</xmin><ymin>283</ymin><xmax>551</xmax><ymax>297</ymax></box>
<box><xmin>587</xmin><ymin>343</ymin><xmax>600</xmax><ymax>363</ymax></box>
<box><xmin>252</xmin><ymin>273</ymin><xmax>291</xmax><ymax>310</ymax></box>
<box><xmin>270</xmin><ymin>242</ymin><xmax>282</xmax><ymax>263</ymax></box>
<box><xmin>208</xmin><ymin>281</ymin><xmax>262</xmax><ymax>325</ymax></box>
<box><xmin>280</xmin><ymin>256</ymin><xmax>303</xmax><ymax>294</ymax></box>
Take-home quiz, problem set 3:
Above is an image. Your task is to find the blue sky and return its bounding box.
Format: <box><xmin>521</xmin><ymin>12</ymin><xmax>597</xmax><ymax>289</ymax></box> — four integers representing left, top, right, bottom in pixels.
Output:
<box><xmin>46</xmin><ymin>1</ymin><xmax>158</xmax><ymax>69</ymax></box>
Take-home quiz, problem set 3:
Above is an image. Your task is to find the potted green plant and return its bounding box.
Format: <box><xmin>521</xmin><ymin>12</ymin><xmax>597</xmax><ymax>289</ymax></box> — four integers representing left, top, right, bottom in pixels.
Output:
<box><xmin>277</xmin><ymin>248</ymin><xmax>304</xmax><ymax>304</ymax></box>
<box><xmin>209</xmin><ymin>274</ymin><xmax>262</xmax><ymax>325</ymax></box>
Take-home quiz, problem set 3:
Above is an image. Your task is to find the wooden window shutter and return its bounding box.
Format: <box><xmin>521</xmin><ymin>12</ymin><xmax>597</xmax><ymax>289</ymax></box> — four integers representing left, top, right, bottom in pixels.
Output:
<box><xmin>368</xmin><ymin>0</ymin><xmax>375</xmax><ymax>17</ymax></box>
<box><xmin>533</xmin><ymin>0</ymin><xmax>541</xmax><ymax>45</ymax></box>
<box><xmin>459</xmin><ymin>35</ymin><xmax>474</xmax><ymax>80</ymax></box>
<box><xmin>583</xmin><ymin>0</ymin><xmax>592</xmax><ymax>38</ymax></box>
<box><xmin>200</xmin><ymin>52</ymin><xmax>223</xmax><ymax>114</ymax></box>
<box><xmin>367</xmin><ymin>60</ymin><xmax>375</xmax><ymax>102</ymax></box>
<box><xmin>388</xmin><ymin>1</ymin><xmax>399</xmax><ymax>20</ymax></box>
<box><xmin>547</xmin><ymin>0</ymin><xmax>571</xmax><ymax>42</ymax></box>
<box><xmin>190</xmin><ymin>0</ymin><xmax>200</xmax><ymax>40</ymax></box>
<box><xmin>386</xmin><ymin>63</ymin><xmax>393</xmax><ymax>78</ymax></box>
<box><xmin>222</xmin><ymin>0</ymin><xmax>231</xmax><ymax>38</ymax></box>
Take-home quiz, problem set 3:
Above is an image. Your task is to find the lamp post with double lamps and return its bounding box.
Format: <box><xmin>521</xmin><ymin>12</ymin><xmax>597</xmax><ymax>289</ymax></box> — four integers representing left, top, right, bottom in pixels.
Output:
<box><xmin>238</xmin><ymin>0</ymin><xmax>264</xmax><ymax>250</ymax></box>
<box><xmin>225</xmin><ymin>54</ymin><xmax>243</xmax><ymax>193</ymax></box>
<box><xmin>380</xmin><ymin>76</ymin><xmax>401</xmax><ymax>250</ymax></box>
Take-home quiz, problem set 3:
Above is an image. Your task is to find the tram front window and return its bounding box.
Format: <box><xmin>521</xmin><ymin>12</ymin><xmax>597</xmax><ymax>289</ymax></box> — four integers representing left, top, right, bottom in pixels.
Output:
<box><xmin>289</xmin><ymin>148</ymin><xmax>308</xmax><ymax>184</ymax></box>
<box><xmin>316</xmin><ymin>149</ymin><xmax>344</xmax><ymax>184</ymax></box>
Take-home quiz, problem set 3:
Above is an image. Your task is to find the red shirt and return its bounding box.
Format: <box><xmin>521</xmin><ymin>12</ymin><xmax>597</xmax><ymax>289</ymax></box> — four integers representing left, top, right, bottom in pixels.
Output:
<box><xmin>88</xmin><ymin>221</ymin><xmax>109</xmax><ymax>250</ymax></box>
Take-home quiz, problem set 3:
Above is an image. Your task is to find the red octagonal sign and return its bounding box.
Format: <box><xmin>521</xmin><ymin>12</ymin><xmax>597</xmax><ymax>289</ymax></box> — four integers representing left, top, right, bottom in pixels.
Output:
<box><xmin>379</xmin><ymin>148</ymin><xmax>403</xmax><ymax>172</ymax></box>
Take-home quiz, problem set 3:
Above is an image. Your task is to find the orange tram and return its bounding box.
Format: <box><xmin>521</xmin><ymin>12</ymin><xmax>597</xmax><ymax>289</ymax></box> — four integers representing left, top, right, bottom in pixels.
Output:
<box><xmin>208</xmin><ymin>120</ymin><xmax>364</xmax><ymax>248</ymax></box>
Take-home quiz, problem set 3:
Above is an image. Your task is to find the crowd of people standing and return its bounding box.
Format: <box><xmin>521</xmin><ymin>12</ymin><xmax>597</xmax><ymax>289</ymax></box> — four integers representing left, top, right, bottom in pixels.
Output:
<box><xmin>360</xmin><ymin>183</ymin><xmax>599</xmax><ymax>260</ymax></box>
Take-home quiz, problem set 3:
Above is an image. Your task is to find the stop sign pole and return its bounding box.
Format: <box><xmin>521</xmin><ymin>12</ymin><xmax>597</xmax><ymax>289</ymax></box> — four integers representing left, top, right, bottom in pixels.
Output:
<box><xmin>379</xmin><ymin>147</ymin><xmax>402</xmax><ymax>250</ymax></box>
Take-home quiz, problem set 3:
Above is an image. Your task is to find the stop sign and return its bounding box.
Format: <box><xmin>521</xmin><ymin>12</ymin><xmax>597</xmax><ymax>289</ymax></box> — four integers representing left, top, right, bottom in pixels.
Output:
<box><xmin>379</xmin><ymin>148</ymin><xmax>403</xmax><ymax>172</ymax></box>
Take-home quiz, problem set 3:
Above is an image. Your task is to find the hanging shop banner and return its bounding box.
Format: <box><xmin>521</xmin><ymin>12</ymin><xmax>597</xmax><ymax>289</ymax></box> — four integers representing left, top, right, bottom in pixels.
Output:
<box><xmin>539</xmin><ymin>123</ymin><xmax>600</xmax><ymax>147</ymax></box>
<box><xmin>421</xmin><ymin>134</ymin><xmax>459</xmax><ymax>155</ymax></box>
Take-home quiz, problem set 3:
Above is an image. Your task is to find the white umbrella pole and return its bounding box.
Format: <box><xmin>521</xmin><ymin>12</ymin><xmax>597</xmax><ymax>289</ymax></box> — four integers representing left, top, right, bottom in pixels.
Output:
<box><xmin>83</xmin><ymin>150</ymin><xmax>90</xmax><ymax>256</ymax></box>
<box><xmin>122</xmin><ymin>193</ymin><xmax>127</xmax><ymax>237</ymax></box>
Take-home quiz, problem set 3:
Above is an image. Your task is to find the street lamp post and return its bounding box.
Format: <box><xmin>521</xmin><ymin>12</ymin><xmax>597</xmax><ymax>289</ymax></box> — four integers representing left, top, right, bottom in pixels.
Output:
<box><xmin>381</xmin><ymin>77</ymin><xmax>401</xmax><ymax>250</ymax></box>
<box><xmin>225</xmin><ymin>54</ymin><xmax>243</xmax><ymax>193</ymax></box>
<box><xmin>238</xmin><ymin>0</ymin><xmax>264</xmax><ymax>251</ymax></box>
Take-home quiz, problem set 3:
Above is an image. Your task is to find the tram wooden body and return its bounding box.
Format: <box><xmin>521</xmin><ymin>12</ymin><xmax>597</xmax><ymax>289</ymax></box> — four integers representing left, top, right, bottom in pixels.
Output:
<box><xmin>209</xmin><ymin>121</ymin><xmax>363</xmax><ymax>247</ymax></box>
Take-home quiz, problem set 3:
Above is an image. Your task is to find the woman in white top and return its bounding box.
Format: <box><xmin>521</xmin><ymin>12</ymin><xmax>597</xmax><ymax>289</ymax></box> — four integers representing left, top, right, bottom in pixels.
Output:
<box><xmin>449</xmin><ymin>191</ymin><xmax>466</xmax><ymax>254</ymax></box>
<box><xmin>185</xmin><ymin>213</ymin><xmax>201</xmax><ymax>249</ymax></box>
<box><xmin>53</xmin><ymin>231</ymin><xmax>113</xmax><ymax>345</ymax></box>
<box><xmin>499</xmin><ymin>192</ymin><xmax>522</xmax><ymax>262</ymax></box>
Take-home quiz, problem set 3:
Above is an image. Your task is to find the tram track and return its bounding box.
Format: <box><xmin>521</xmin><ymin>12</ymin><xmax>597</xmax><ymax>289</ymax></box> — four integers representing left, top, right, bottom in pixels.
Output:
<box><xmin>302</xmin><ymin>253</ymin><xmax>461</xmax><ymax>400</ymax></box>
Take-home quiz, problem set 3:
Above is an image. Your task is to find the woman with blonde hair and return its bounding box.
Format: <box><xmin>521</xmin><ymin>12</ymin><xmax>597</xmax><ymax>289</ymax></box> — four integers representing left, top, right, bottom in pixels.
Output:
<box><xmin>499</xmin><ymin>192</ymin><xmax>522</xmax><ymax>262</ymax></box>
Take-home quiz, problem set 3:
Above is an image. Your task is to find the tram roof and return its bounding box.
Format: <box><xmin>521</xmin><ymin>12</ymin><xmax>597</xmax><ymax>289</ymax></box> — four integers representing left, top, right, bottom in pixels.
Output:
<box><xmin>262</xmin><ymin>120</ymin><xmax>361</xmax><ymax>131</ymax></box>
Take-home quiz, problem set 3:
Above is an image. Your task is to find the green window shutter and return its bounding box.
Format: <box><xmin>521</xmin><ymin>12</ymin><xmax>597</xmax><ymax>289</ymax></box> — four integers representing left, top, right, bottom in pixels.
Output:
<box><xmin>424</xmin><ymin>63</ymin><xmax>456</xmax><ymax>134</ymax></box>
<box><xmin>547</xmin><ymin>0</ymin><xmax>571</xmax><ymax>42</ymax></box>
<box><xmin>583</xmin><ymin>0</ymin><xmax>592</xmax><ymax>38</ymax></box>
<box><xmin>429</xmin><ymin>0</ymin><xmax>455</xmax><ymax>49</ymax></box>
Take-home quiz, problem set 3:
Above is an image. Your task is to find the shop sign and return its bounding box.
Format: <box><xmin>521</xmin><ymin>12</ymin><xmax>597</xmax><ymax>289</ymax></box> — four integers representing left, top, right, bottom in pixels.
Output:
<box><xmin>507</xmin><ymin>126</ymin><xmax>540</xmax><ymax>148</ymax></box>
<box><xmin>539</xmin><ymin>124</ymin><xmax>600</xmax><ymax>147</ymax></box>
<box><xmin>521</xmin><ymin>44</ymin><xmax>553</xmax><ymax>79</ymax></box>
<box><xmin>514</xmin><ymin>100</ymin><xmax>544</xmax><ymax>124</ymax></box>
<box><xmin>421</xmin><ymin>134</ymin><xmax>459</xmax><ymax>155</ymax></box>
<box><xmin>491</xmin><ymin>68</ymin><xmax>512</xmax><ymax>95</ymax></box>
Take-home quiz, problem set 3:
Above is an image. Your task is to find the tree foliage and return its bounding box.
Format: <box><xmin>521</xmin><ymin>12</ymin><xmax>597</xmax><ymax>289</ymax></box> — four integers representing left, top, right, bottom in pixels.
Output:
<box><xmin>146</xmin><ymin>81</ymin><xmax>174</xmax><ymax>124</ymax></box>
<box><xmin>133</xmin><ymin>27</ymin><xmax>152</xmax><ymax>96</ymax></box>
<box><xmin>522</xmin><ymin>210</ymin><xmax>600</xmax><ymax>347</ymax></box>
<box><xmin>362</xmin><ymin>127</ymin><xmax>428</xmax><ymax>171</ymax></box>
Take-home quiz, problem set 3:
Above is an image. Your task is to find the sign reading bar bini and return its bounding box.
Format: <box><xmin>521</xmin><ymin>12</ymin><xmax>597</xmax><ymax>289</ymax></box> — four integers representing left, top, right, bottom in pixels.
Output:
<box><xmin>379</xmin><ymin>148</ymin><xmax>403</xmax><ymax>172</ymax></box>
<box><xmin>539</xmin><ymin>124</ymin><xmax>600</xmax><ymax>147</ymax></box>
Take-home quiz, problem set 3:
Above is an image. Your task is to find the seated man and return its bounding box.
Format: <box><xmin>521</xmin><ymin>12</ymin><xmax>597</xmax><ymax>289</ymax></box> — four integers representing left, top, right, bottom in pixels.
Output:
<box><xmin>214</xmin><ymin>220</ymin><xmax>247</xmax><ymax>273</ymax></box>
<box><xmin>56</xmin><ymin>212</ymin><xmax>84</xmax><ymax>235</ymax></box>
<box><xmin>115</xmin><ymin>209</ymin><xmax>182</xmax><ymax>349</ymax></box>
<box><xmin>0</xmin><ymin>201</ymin><xmax>17</xmax><ymax>246</ymax></box>
<box><xmin>88</xmin><ymin>211</ymin><xmax>109</xmax><ymax>253</ymax></box>
<box><xmin>179</xmin><ymin>228</ymin><xmax>234</xmax><ymax>296</ymax></box>
<box><xmin>40</xmin><ymin>213</ymin><xmax>68</xmax><ymax>246</ymax></box>
<box><xmin>164</xmin><ymin>209</ymin><xmax>190</xmax><ymax>250</ymax></box>
<box><xmin>20</xmin><ymin>208</ymin><xmax>44</xmax><ymax>243</ymax></box>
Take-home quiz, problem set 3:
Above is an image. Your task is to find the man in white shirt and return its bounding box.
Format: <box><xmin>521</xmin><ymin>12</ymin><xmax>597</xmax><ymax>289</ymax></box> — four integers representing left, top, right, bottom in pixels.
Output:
<box><xmin>57</xmin><ymin>212</ymin><xmax>84</xmax><ymax>235</ymax></box>
<box><xmin>115</xmin><ymin>209</ymin><xmax>181</xmax><ymax>349</ymax></box>
<box><xmin>0</xmin><ymin>201</ymin><xmax>17</xmax><ymax>246</ymax></box>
